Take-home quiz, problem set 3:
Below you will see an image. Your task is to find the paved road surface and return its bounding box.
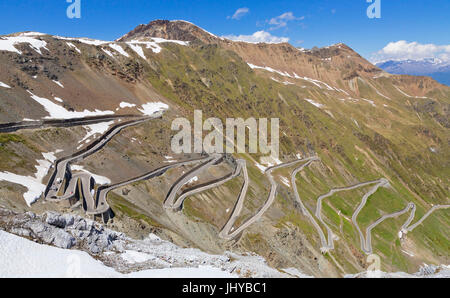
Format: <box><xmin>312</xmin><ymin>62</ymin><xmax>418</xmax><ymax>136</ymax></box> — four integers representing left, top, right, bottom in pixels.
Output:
<box><xmin>290</xmin><ymin>157</ymin><xmax>332</xmax><ymax>252</ymax></box>
<box><xmin>38</xmin><ymin>113</ymin><xmax>448</xmax><ymax>252</ymax></box>
<box><xmin>403</xmin><ymin>204</ymin><xmax>450</xmax><ymax>234</ymax></box>
<box><xmin>92</xmin><ymin>156</ymin><xmax>210</xmax><ymax>215</ymax></box>
<box><xmin>45</xmin><ymin>115</ymin><xmax>159</xmax><ymax>215</ymax></box>
<box><xmin>0</xmin><ymin>114</ymin><xmax>141</xmax><ymax>133</ymax></box>
<box><xmin>169</xmin><ymin>159</ymin><xmax>245</xmax><ymax>211</ymax></box>
<box><xmin>219</xmin><ymin>157</ymin><xmax>320</xmax><ymax>240</ymax></box>
<box><xmin>315</xmin><ymin>179</ymin><xmax>390</xmax><ymax>251</ymax></box>
<box><xmin>364</xmin><ymin>203</ymin><xmax>416</xmax><ymax>254</ymax></box>
<box><xmin>351</xmin><ymin>178</ymin><xmax>389</xmax><ymax>254</ymax></box>
<box><xmin>164</xmin><ymin>154</ymin><xmax>223</xmax><ymax>210</ymax></box>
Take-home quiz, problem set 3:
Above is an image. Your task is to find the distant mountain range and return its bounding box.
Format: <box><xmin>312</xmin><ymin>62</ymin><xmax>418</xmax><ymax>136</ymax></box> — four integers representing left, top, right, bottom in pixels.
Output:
<box><xmin>376</xmin><ymin>58</ymin><xmax>450</xmax><ymax>86</ymax></box>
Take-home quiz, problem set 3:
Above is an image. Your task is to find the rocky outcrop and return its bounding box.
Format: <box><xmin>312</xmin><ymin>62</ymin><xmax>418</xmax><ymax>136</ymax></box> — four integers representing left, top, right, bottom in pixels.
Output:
<box><xmin>0</xmin><ymin>208</ymin><xmax>125</xmax><ymax>253</ymax></box>
<box><xmin>0</xmin><ymin>208</ymin><xmax>290</xmax><ymax>277</ymax></box>
<box><xmin>117</xmin><ymin>20</ymin><xmax>220</xmax><ymax>43</ymax></box>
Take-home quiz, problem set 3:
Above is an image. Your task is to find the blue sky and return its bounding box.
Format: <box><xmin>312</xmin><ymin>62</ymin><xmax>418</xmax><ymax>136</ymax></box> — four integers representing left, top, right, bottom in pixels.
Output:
<box><xmin>1</xmin><ymin>0</ymin><xmax>449</xmax><ymax>62</ymax></box>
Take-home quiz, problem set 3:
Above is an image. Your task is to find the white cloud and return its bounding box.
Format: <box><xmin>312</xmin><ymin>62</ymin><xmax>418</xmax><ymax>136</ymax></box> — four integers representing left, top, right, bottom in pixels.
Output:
<box><xmin>229</xmin><ymin>7</ymin><xmax>249</xmax><ymax>20</ymax></box>
<box><xmin>372</xmin><ymin>40</ymin><xmax>450</xmax><ymax>63</ymax></box>
<box><xmin>222</xmin><ymin>31</ymin><xmax>289</xmax><ymax>44</ymax></box>
<box><xmin>268</xmin><ymin>12</ymin><xmax>304</xmax><ymax>30</ymax></box>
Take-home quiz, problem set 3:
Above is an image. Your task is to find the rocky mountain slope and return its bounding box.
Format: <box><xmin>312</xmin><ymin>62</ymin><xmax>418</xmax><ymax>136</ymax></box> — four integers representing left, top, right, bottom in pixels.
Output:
<box><xmin>0</xmin><ymin>20</ymin><xmax>449</xmax><ymax>277</ymax></box>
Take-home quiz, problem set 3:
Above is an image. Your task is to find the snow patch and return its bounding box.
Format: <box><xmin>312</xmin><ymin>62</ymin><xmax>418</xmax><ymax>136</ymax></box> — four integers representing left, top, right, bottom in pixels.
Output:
<box><xmin>187</xmin><ymin>176</ymin><xmax>199</xmax><ymax>185</ymax></box>
<box><xmin>0</xmin><ymin>231</ymin><xmax>239</xmax><ymax>278</ymax></box>
<box><xmin>56</xmin><ymin>36</ymin><xmax>109</xmax><ymax>46</ymax></box>
<box><xmin>361</xmin><ymin>98</ymin><xmax>376</xmax><ymax>107</ymax></box>
<box><xmin>102</xmin><ymin>48</ymin><xmax>114</xmax><ymax>58</ymax></box>
<box><xmin>126</xmin><ymin>38</ymin><xmax>189</xmax><ymax>56</ymax></box>
<box><xmin>0</xmin><ymin>151</ymin><xmax>58</xmax><ymax>206</ymax></box>
<box><xmin>18</xmin><ymin>32</ymin><xmax>46</xmax><ymax>37</ymax></box>
<box><xmin>129</xmin><ymin>266</ymin><xmax>234</xmax><ymax>278</ymax></box>
<box><xmin>52</xmin><ymin>80</ymin><xmax>64</xmax><ymax>88</ymax></box>
<box><xmin>66</xmin><ymin>42</ymin><xmax>81</xmax><ymax>54</ymax></box>
<box><xmin>121</xmin><ymin>250</ymin><xmax>155</xmax><ymax>264</ymax></box>
<box><xmin>151</xmin><ymin>37</ymin><xmax>189</xmax><ymax>46</ymax></box>
<box><xmin>71</xmin><ymin>165</ymin><xmax>111</xmax><ymax>185</ymax></box>
<box><xmin>401</xmin><ymin>250</ymin><xmax>415</xmax><ymax>257</ymax></box>
<box><xmin>282</xmin><ymin>268</ymin><xmax>313</xmax><ymax>278</ymax></box>
<box><xmin>164</xmin><ymin>156</ymin><xmax>177</xmax><ymax>163</ymax></box>
<box><xmin>128</xmin><ymin>43</ymin><xmax>147</xmax><ymax>59</ymax></box>
<box><xmin>280</xmin><ymin>177</ymin><xmax>290</xmax><ymax>187</ymax></box>
<box><xmin>0</xmin><ymin>230</ymin><xmax>120</xmax><ymax>278</ymax></box>
<box><xmin>119</xmin><ymin>102</ymin><xmax>136</xmax><ymax>109</ymax></box>
<box><xmin>0</xmin><ymin>36</ymin><xmax>48</xmax><ymax>55</ymax></box>
<box><xmin>304</xmin><ymin>98</ymin><xmax>325</xmax><ymax>108</ymax></box>
<box><xmin>79</xmin><ymin>121</ymin><xmax>114</xmax><ymax>144</ymax></box>
<box><xmin>0</xmin><ymin>81</ymin><xmax>11</xmax><ymax>88</ymax></box>
<box><xmin>248</xmin><ymin>63</ymin><xmax>293</xmax><ymax>78</ymax></box>
<box><xmin>138</xmin><ymin>102</ymin><xmax>169</xmax><ymax>116</ymax></box>
<box><xmin>109</xmin><ymin>44</ymin><xmax>129</xmax><ymax>57</ymax></box>
<box><xmin>255</xmin><ymin>162</ymin><xmax>267</xmax><ymax>173</ymax></box>
<box><xmin>246</xmin><ymin>64</ymin><xmax>337</xmax><ymax>91</ymax></box>
<box><xmin>28</xmin><ymin>91</ymin><xmax>114</xmax><ymax>119</ymax></box>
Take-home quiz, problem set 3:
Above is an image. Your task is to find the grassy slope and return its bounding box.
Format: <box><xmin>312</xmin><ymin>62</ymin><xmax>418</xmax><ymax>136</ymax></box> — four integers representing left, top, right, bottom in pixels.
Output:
<box><xmin>141</xmin><ymin>42</ymin><xmax>449</xmax><ymax>272</ymax></box>
<box><xmin>0</xmin><ymin>40</ymin><xmax>447</xmax><ymax>275</ymax></box>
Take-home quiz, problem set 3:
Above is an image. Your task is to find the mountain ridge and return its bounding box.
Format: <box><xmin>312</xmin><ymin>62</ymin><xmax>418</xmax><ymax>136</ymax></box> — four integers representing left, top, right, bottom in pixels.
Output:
<box><xmin>118</xmin><ymin>20</ymin><xmax>448</xmax><ymax>93</ymax></box>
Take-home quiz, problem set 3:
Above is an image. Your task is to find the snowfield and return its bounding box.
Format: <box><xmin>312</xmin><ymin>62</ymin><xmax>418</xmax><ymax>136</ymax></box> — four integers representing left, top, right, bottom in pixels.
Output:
<box><xmin>121</xmin><ymin>250</ymin><xmax>156</xmax><ymax>264</ymax></box>
<box><xmin>128</xmin><ymin>43</ymin><xmax>147</xmax><ymax>59</ymax></box>
<box><xmin>0</xmin><ymin>230</ymin><xmax>235</xmax><ymax>278</ymax></box>
<box><xmin>0</xmin><ymin>230</ymin><xmax>119</xmax><ymax>278</ymax></box>
<box><xmin>79</xmin><ymin>121</ymin><xmax>114</xmax><ymax>144</ymax></box>
<box><xmin>0</xmin><ymin>36</ymin><xmax>48</xmax><ymax>55</ymax></box>
<box><xmin>282</xmin><ymin>268</ymin><xmax>313</xmax><ymax>278</ymax></box>
<box><xmin>71</xmin><ymin>165</ymin><xmax>111</xmax><ymax>185</ymax></box>
<box><xmin>52</xmin><ymin>80</ymin><xmax>64</xmax><ymax>88</ymax></box>
<box><xmin>102</xmin><ymin>48</ymin><xmax>114</xmax><ymax>58</ymax></box>
<box><xmin>0</xmin><ymin>81</ymin><xmax>11</xmax><ymax>88</ymax></box>
<box><xmin>0</xmin><ymin>151</ymin><xmax>58</xmax><ymax>206</ymax></box>
<box><xmin>18</xmin><ymin>32</ymin><xmax>47</xmax><ymax>37</ymax></box>
<box><xmin>126</xmin><ymin>38</ymin><xmax>189</xmax><ymax>56</ymax></box>
<box><xmin>28</xmin><ymin>91</ymin><xmax>114</xmax><ymax>119</ymax></box>
<box><xmin>119</xmin><ymin>101</ymin><xmax>136</xmax><ymax>109</ymax></box>
<box><xmin>1</xmin><ymin>228</ymin><xmax>447</xmax><ymax>278</ymax></box>
<box><xmin>109</xmin><ymin>44</ymin><xmax>129</xmax><ymax>57</ymax></box>
<box><xmin>55</xmin><ymin>36</ymin><xmax>110</xmax><ymax>46</ymax></box>
<box><xmin>138</xmin><ymin>102</ymin><xmax>169</xmax><ymax>116</ymax></box>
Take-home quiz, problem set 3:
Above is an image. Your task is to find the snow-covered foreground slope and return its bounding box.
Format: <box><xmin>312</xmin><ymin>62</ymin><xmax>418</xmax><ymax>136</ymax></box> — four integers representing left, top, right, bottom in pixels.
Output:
<box><xmin>0</xmin><ymin>210</ymin><xmax>292</xmax><ymax>278</ymax></box>
<box><xmin>0</xmin><ymin>230</ymin><xmax>235</xmax><ymax>278</ymax></box>
<box><xmin>0</xmin><ymin>208</ymin><xmax>450</xmax><ymax>278</ymax></box>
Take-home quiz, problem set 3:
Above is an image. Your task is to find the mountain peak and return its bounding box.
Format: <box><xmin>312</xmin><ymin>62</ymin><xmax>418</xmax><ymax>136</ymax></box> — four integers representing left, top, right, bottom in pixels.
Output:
<box><xmin>117</xmin><ymin>20</ymin><xmax>221</xmax><ymax>43</ymax></box>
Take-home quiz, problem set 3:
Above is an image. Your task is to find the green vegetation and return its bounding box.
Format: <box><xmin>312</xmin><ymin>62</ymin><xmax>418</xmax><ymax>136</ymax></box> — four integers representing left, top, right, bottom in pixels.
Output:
<box><xmin>140</xmin><ymin>42</ymin><xmax>450</xmax><ymax>271</ymax></box>
<box><xmin>108</xmin><ymin>192</ymin><xmax>163</xmax><ymax>228</ymax></box>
